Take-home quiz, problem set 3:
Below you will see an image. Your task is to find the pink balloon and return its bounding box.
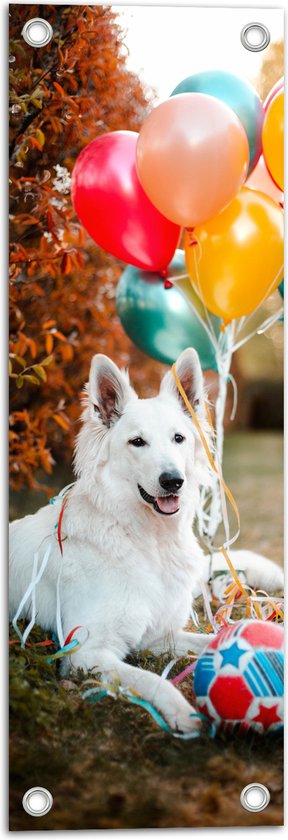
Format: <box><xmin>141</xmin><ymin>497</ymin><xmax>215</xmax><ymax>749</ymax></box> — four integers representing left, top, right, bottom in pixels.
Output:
<box><xmin>136</xmin><ymin>93</ymin><xmax>249</xmax><ymax>228</ymax></box>
<box><xmin>246</xmin><ymin>155</ymin><xmax>283</xmax><ymax>206</ymax></box>
<box><xmin>71</xmin><ymin>131</ymin><xmax>180</xmax><ymax>271</ymax></box>
<box><xmin>264</xmin><ymin>77</ymin><xmax>284</xmax><ymax>111</ymax></box>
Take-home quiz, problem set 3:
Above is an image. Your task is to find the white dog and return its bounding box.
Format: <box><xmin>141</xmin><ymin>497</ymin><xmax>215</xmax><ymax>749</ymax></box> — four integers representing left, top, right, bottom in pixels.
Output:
<box><xmin>9</xmin><ymin>348</ymin><xmax>283</xmax><ymax>733</ymax></box>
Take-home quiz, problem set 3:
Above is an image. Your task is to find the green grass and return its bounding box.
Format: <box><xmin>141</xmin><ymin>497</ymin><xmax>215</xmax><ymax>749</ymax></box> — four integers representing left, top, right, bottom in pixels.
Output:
<box><xmin>9</xmin><ymin>432</ymin><xmax>284</xmax><ymax>830</ymax></box>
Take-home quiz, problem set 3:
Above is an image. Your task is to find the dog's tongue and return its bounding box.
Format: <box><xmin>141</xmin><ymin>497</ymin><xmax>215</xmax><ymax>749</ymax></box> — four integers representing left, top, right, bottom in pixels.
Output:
<box><xmin>156</xmin><ymin>495</ymin><xmax>179</xmax><ymax>514</ymax></box>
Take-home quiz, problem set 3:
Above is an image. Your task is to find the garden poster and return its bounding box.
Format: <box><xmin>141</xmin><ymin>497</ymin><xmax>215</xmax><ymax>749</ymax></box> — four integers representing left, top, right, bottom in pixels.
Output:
<box><xmin>9</xmin><ymin>3</ymin><xmax>284</xmax><ymax>831</ymax></box>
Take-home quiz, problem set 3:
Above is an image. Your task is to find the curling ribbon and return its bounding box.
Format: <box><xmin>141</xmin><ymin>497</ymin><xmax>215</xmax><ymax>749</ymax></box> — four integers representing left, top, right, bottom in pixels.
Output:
<box><xmin>82</xmin><ymin>684</ymin><xmax>213</xmax><ymax>739</ymax></box>
<box><xmin>172</xmin><ymin>363</ymin><xmax>240</xmax><ymax>549</ymax></box>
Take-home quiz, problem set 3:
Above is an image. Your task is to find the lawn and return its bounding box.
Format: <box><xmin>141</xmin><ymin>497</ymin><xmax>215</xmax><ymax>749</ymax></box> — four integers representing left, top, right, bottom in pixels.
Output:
<box><xmin>9</xmin><ymin>432</ymin><xmax>284</xmax><ymax>830</ymax></box>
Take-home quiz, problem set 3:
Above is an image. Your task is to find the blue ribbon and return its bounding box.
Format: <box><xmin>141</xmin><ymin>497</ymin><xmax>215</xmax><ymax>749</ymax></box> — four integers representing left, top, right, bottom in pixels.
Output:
<box><xmin>81</xmin><ymin>686</ymin><xmax>215</xmax><ymax>739</ymax></box>
<box><xmin>47</xmin><ymin>637</ymin><xmax>80</xmax><ymax>662</ymax></box>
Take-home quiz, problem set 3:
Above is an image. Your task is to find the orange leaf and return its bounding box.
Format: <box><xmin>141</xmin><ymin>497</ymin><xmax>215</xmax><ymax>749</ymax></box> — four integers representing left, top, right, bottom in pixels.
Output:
<box><xmin>61</xmin><ymin>253</ymin><xmax>71</xmax><ymax>275</ymax></box>
<box><xmin>53</xmin><ymin>331</ymin><xmax>68</xmax><ymax>342</ymax></box>
<box><xmin>45</xmin><ymin>334</ymin><xmax>54</xmax><ymax>354</ymax></box>
<box><xmin>53</xmin><ymin>81</ymin><xmax>65</xmax><ymax>96</ymax></box>
<box><xmin>53</xmin><ymin>413</ymin><xmax>70</xmax><ymax>431</ymax></box>
<box><xmin>47</xmin><ymin>210</ymin><xmax>53</xmax><ymax>232</ymax></box>
<box><xmin>60</xmin><ymin>344</ymin><xmax>74</xmax><ymax>362</ymax></box>
<box><xmin>29</xmin><ymin>338</ymin><xmax>37</xmax><ymax>359</ymax></box>
<box><xmin>43</xmin><ymin>319</ymin><xmax>56</xmax><ymax>329</ymax></box>
<box><xmin>29</xmin><ymin>137</ymin><xmax>43</xmax><ymax>152</ymax></box>
<box><xmin>39</xmin><ymin>451</ymin><xmax>53</xmax><ymax>473</ymax></box>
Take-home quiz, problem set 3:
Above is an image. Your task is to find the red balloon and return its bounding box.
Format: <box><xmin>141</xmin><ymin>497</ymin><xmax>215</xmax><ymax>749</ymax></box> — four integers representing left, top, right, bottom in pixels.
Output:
<box><xmin>264</xmin><ymin>77</ymin><xmax>284</xmax><ymax>111</ymax></box>
<box><xmin>71</xmin><ymin>131</ymin><xmax>180</xmax><ymax>271</ymax></box>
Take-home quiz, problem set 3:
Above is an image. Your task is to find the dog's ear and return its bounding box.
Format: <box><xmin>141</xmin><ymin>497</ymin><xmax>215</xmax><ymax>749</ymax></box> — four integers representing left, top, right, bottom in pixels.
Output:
<box><xmin>160</xmin><ymin>348</ymin><xmax>205</xmax><ymax>414</ymax></box>
<box><xmin>89</xmin><ymin>355</ymin><xmax>136</xmax><ymax>427</ymax></box>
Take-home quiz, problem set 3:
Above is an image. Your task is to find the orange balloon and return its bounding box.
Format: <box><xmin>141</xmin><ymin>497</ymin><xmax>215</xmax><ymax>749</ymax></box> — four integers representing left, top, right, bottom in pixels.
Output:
<box><xmin>262</xmin><ymin>90</ymin><xmax>284</xmax><ymax>191</ymax></box>
<box><xmin>246</xmin><ymin>155</ymin><xmax>283</xmax><ymax>205</ymax></box>
<box><xmin>184</xmin><ymin>187</ymin><xmax>284</xmax><ymax>323</ymax></box>
<box><xmin>136</xmin><ymin>93</ymin><xmax>249</xmax><ymax>227</ymax></box>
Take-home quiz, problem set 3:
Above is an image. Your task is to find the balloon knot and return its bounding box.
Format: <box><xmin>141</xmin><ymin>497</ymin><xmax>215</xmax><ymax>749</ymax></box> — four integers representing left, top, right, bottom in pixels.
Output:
<box><xmin>164</xmin><ymin>279</ymin><xmax>173</xmax><ymax>289</ymax></box>
<box><xmin>185</xmin><ymin>227</ymin><xmax>197</xmax><ymax>247</ymax></box>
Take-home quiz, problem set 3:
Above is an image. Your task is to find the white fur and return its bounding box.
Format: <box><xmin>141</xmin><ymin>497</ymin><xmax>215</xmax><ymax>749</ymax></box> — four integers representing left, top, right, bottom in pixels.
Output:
<box><xmin>9</xmin><ymin>349</ymin><xmax>283</xmax><ymax>734</ymax></box>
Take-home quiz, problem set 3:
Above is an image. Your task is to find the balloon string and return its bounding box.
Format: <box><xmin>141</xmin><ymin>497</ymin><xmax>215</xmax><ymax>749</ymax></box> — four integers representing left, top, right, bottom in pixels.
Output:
<box><xmin>207</xmin><ymin>323</ymin><xmax>235</xmax><ymax>544</ymax></box>
<box><xmin>169</xmin><ymin>272</ymin><xmax>189</xmax><ymax>282</ymax></box>
<box><xmin>171</xmin><ymin>364</ymin><xmax>240</xmax><ymax>549</ymax></box>
<box><xmin>227</xmin><ymin>373</ymin><xmax>238</xmax><ymax>421</ymax></box>
<box><xmin>257</xmin><ymin>307</ymin><xmax>284</xmax><ymax>333</ymax></box>
<box><xmin>174</xmin><ymin>275</ymin><xmax>220</xmax><ymax>353</ymax></box>
<box><xmin>232</xmin><ymin>305</ymin><xmax>284</xmax><ymax>353</ymax></box>
<box><xmin>189</xmin><ymin>231</ymin><xmax>220</xmax><ymax>347</ymax></box>
<box><xmin>232</xmin><ymin>262</ymin><xmax>284</xmax><ymax>343</ymax></box>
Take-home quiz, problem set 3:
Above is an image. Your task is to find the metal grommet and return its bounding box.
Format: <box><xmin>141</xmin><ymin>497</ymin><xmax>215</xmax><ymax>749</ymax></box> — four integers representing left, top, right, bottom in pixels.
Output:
<box><xmin>22</xmin><ymin>787</ymin><xmax>53</xmax><ymax>817</ymax></box>
<box><xmin>241</xmin><ymin>23</ymin><xmax>270</xmax><ymax>52</ymax></box>
<box><xmin>240</xmin><ymin>783</ymin><xmax>270</xmax><ymax>813</ymax></box>
<box><xmin>22</xmin><ymin>18</ymin><xmax>53</xmax><ymax>48</ymax></box>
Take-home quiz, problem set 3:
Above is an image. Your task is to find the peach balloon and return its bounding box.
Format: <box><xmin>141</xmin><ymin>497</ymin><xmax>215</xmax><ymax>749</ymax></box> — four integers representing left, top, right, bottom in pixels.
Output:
<box><xmin>246</xmin><ymin>155</ymin><xmax>283</xmax><ymax>205</ymax></box>
<box><xmin>136</xmin><ymin>93</ymin><xmax>249</xmax><ymax>228</ymax></box>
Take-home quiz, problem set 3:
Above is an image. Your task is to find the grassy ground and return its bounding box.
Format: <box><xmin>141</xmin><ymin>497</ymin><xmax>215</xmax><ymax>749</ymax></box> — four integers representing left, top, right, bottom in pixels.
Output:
<box><xmin>9</xmin><ymin>432</ymin><xmax>284</xmax><ymax>830</ymax></box>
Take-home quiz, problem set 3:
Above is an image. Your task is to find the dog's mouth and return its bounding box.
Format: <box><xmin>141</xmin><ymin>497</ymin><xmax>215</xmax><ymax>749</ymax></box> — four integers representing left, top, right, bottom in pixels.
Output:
<box><xmin>138</xmin><ymin>484</ymin><xmax>180</xmax><ymax>515</ymax></box>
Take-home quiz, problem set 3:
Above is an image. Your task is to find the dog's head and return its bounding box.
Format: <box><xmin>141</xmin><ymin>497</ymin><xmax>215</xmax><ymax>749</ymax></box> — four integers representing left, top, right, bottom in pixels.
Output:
<box><xmin>75</xmin><ymin>348</ymin><xmax>213</xmax><ymax>521</ymax></box>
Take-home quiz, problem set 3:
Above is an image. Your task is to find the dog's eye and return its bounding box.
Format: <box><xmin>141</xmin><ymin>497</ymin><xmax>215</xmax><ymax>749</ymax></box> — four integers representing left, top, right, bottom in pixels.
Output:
<box><xmin>174</xmin><ymin>434</ymin><xmax>185</xmax><ymax>444</ymax></box>
<box><xmin>128</xmin><ymin>437</ymin><xmax>147</xmax><ymax>447</ymax></box>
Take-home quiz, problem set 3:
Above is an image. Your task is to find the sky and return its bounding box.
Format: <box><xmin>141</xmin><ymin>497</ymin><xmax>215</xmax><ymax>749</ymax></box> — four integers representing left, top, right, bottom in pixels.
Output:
<box><xmin>112</xmin><ymin>5</ymin><xmax>284</xmax><ymax>102</ymax></box>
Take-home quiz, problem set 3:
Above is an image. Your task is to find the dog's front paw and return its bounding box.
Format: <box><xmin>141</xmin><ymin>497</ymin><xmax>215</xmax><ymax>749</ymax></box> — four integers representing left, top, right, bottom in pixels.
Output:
<box><xmin>163</xmin><ymin>697</ymin><xmax>203</xmax><ymax>735</ymax></box>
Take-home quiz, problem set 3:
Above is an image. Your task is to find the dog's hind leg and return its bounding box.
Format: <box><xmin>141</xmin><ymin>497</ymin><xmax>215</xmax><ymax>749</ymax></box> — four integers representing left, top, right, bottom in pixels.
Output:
<box><xmin>208</xmin><ymin>550</ymin><xmax>284</xmax><ymax>592</ymax></box>
<box><xmin>192</xmin><ymin>549</ymin><xmax>283</xmax><ymax>596</ymax></box>
<box><xmin>148</xmin><ymin>630</ymin><xmax>216</xmax><ymax>658</ymax></box>
<box><xmin>67</xmin><ymin>646</ymin><xmax>202</xmax><ymax>735</ymax></box>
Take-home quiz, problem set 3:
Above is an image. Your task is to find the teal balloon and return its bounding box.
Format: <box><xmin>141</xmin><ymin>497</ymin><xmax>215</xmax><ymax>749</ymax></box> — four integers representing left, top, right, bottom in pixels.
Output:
<box><xmin>170</xmin><ymin>71</ymin><xmax>264</xmax><ymax>175</ymax></box>
<box><xmin>116</xmin><ymin>253</ymin><xmax>221</xmax><ymax>370</ymax></box>
<box><xmin>279</xmin><ymin>280</ymin><xmax>284</xmax><ymax>299</ymax></box>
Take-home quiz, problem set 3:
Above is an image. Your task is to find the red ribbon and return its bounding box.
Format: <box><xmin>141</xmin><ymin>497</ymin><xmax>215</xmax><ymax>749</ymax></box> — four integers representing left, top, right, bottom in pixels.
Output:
<box><xmin>57</xmin><ymin>495</ymin><xmax>69</xmax><ymax>556</ymax></box>
<box><xmin>64</xmin><ymin>625</ymin><xmax>83</xmax><ymax>646</ymax></box>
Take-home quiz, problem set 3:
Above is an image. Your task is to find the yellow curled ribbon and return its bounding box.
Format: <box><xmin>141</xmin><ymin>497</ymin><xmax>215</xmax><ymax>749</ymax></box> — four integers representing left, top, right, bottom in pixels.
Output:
<box><xmin>172</xmin><ymin>364</ymin><xmax>247</xmax><ymax>597</ymax></box>
<box><xmin>172</xmin><ymin>364</ymin><xmax>284</xmax><ymax>622</ymax></box>
<box><xmin>172</xmin><ymin>363</ymin><xmax>240</xmax><ymax>546</ymax></box>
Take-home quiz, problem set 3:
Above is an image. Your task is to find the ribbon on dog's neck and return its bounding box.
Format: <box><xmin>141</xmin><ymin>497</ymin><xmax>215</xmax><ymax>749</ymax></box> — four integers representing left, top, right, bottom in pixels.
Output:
<box><xmin>57</xmin><ymin>494</ymin><xmax>70</xmax><ymax>556</ymax></box>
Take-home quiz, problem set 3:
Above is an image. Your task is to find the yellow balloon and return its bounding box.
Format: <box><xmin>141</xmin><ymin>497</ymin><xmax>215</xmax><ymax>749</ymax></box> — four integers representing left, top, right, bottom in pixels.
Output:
<box><xmin>262</xmin><ymin>90</ymin><xmax>284</xmax><ymax>191</ymax></box>
<box><xmin>184</xmin><ymin>187</ymin><xmax>284</xmax><ymax>323</ymax></box>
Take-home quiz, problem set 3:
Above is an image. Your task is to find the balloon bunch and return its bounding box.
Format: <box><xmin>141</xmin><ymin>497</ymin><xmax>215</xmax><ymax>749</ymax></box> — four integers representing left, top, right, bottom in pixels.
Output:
<box><xmin>72</xmin><ymin>70</ymin><xmax>284</xmax><ymax>544</ymax></box>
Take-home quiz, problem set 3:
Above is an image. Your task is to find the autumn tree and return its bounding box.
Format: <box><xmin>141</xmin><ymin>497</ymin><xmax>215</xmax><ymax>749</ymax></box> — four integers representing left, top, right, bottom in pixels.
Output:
<box><xmin>9</xmin><ymin>3</ymin><xmax>160</xmax><ymax>492</ymax></box>
<box><xmin>254</xmin><ymin>41</ymin><xmax>284</xmax><ymax>102</ymax></box>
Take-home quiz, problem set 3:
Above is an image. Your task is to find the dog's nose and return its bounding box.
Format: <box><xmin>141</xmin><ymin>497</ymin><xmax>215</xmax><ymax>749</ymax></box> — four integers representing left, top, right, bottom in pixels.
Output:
<box><xmin>159</xmin><ymin>472</ymin><xmax>184</xmax><ymax>493</ymax></box>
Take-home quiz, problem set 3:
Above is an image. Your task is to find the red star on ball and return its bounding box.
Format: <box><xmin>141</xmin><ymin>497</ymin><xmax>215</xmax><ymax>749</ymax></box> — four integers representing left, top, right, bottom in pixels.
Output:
<box><xmin>252</xmin><ymin>703</ymin><xmax>282</xmax><ymax>730</ymax></box>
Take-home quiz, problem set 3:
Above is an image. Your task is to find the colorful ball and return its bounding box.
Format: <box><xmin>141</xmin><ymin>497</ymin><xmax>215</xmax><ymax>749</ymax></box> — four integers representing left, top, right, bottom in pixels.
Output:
<box><xmin>194</xmin><ymin>620</ymin><xmax>284</xmax><ymax>734</ymax></box>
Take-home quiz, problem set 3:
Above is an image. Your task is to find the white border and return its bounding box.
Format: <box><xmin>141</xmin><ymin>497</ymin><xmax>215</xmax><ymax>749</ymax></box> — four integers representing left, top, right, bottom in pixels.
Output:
<box><xmin>2</xmin><ymin>2</ymin><xmax>286</xmax><ymax>838</ymax></box>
